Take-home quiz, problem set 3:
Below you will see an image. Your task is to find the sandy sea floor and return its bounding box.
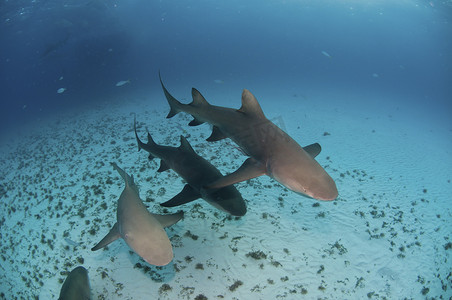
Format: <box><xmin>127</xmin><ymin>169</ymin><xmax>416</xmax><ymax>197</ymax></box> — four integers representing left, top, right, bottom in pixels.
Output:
<box><xmin>0</xmin><ymin>84</ymin><xmax>451</xmax><ymax>299</ymax></box>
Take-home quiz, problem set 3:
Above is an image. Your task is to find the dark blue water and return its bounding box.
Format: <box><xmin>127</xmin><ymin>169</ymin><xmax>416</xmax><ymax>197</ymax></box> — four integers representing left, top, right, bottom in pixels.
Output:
<box><xmin>1</xmin><ymin>0</ymin><xmax>451</xmax><ymax>134</ymax></box>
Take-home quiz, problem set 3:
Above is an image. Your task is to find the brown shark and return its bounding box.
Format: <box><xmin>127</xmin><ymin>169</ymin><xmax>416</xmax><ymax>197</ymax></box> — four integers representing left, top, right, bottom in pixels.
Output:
<box><xmin>91</xmin><ymin>163</ymin><xmax>184</xmax><ymax>266</ymax></box>
<box><xmin>58</xmin><ymin>266</ymin><xmax>91</xmax><ymax>300</ymax></box>
<box><xmin>159</xmin><ymin>75</ymin><xmax>338</xmax><ymax>201</ymax></box>
<box><xmin>134</xmin><ymin>117</ymin><xmax>246</xmax><ymax>216</ymax></box>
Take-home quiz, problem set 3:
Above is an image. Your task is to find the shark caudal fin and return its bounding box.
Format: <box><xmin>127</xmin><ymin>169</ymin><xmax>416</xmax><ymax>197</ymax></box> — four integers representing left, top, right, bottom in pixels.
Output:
<box><xmin>159</xmin><ymin>72</ymin><xmax>211</xmax><ymax>126</ymax></box>
<box><xmin>134</xmin><ymin>117</ymin><xmax>171</xmax><ymax>173</ymax></box>
<box><xmin>133</xmin><ymin>115</ymin><xmax>158</xmax><ymax>160</ymax></box>
<box><xmin>159</xmin><ymin>72</ymin><xmax>182</xmax><ymax>118</ymax></box>
<box><xmin>133</xmin><ymin>113</ymin><xmax>144</xmax><ymax>152</ymax></box>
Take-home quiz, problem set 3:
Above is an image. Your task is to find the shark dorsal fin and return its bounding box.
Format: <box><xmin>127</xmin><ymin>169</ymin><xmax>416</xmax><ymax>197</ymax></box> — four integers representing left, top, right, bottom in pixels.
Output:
<box><xmin>179</xmin><ymin>136</ymin><xmax>195</xmax><ymax>153</ymax></box>
<box><xmin>145</xmin><ymin>132</ymin><xmax>157</xmax><ymax>159</ymax></box>
<box><xmin>237</xmin><ymin>89</ymin><xmax>265</xmax><ymax>118</ymax></box>
<box><xmin>146</xmin><ymin>132</ymin><xmax>156</xmax><ymax>145</ymax></box>
<box><xmin>190</xmin><ymin>88</ymin><xmax>210</xmax><ymax>107</ymax></box>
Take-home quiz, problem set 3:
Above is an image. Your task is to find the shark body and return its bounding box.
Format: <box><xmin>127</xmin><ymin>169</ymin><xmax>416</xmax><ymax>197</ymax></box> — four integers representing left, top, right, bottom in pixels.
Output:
<box><xmin>58</xmin><ymin>266</ymin><xmax>91</xmax><ymax>300</ymax></box>
<box><xmin>159</xmin><ymin>75</ymin><xmax>338</xmax><ymax>201</ymax></box>
<box><xmin>91</xmin><ymin>163</ymin><xmax>183</xmax><ymax>266</ymax></box>
<box><xmin>134</xmin><ymin>118</ymin><xmax>246</xmax><ymax>216</ymax></box>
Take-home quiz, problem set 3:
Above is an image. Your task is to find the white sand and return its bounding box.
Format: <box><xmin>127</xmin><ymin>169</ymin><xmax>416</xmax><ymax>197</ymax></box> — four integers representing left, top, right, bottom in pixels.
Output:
<box><xmin>0</xmin><ymin>85</ymin><xmax>450</xmax><ymax>299</ymax></box>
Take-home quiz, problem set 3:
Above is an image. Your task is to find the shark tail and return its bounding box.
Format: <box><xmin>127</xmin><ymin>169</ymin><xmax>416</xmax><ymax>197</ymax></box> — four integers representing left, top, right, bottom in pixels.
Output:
<box><xmin>133</xmin><ymin>113</ymin><xmax>142</xmax><ymax>152</ymax></box>
<box><xmin>159</xmin><ymin>72</ymin><xmax>182</xmax><ymax>118</ymax></box>
<box><xmin>134</xmin><ymin>117</ymin><xmax>170</xmax><ymax>172</ymax></box>
<box><xmin>133</xmin><ymin>115</ymin><xmax>157</xmax><ymax>160</ymax></box>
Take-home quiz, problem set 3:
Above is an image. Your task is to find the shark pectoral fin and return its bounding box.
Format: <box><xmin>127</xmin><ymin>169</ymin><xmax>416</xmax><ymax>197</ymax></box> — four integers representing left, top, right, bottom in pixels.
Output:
<box><xmin>206</xmin><ymin>126</ymin><xmax>227</xmax><ymax>142</ymax></box>
<box><xmin>152</xmin><ymin>211</ymin><xmax>184</xmax><ymax>228</ymax></box>
<box><xmin>157</xmin><ymin>160</ymin><xmax>170</xmax><ymax>172</ymax></box>
<box><xmin>205</xmin><ymin>158</ymin><xmax>266</xmax><ymax>189</ymax></box>
<box><xmin>303</xmin><ymin>143</ymin><xmax>322</xmax><ymax>158</ymax></box>
<box><xmin>160</xmin><ymin>184</ymin><xmax>201</xmax><ymax>207</ymax></box>
<box><xmin>91</xmin><ymin>223</ymin><xmax>120</xmax><ymax>251</ymax></box>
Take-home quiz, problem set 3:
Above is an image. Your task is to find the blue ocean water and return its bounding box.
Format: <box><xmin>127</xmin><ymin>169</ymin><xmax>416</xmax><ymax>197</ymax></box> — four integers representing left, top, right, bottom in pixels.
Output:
<box><xmin>1</xmin><ymin>0</ymin><xmax>451</xmax><ymax>135</ymax></box>
<box><xmin>0</xmin><ymin>0</ymin><xmax>451</xmax><ymax>299</ymax></box>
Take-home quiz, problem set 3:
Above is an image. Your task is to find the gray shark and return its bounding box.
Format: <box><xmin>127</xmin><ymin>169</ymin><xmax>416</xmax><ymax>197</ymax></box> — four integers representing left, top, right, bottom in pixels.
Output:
<box><xmin>40</xmin><ymin>34</ymin><xmax>70</xmax><ymax>59</ymax></box>
<box><xmin>159</xmin><ymin>75</ymin><xmax>338</xmax><ymax>201</ymax></box>
<box><xmin>91</xmin><ymin>163</ymin><xmax>184</xmax><ymax>266</ymax></box>
<box><xmin>58</xmin><ymin>266</ymin><xmax>91</xmax><ymax>300</ymax></box>
<box><xmin>134</xmin><ymin>117</ymin><xmax>247</xmax><ymax>216</ymax></box>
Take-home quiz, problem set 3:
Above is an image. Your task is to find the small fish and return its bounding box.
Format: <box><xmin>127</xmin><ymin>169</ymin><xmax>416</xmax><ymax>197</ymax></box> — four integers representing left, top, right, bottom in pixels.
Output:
<box><xmin>57</xmin><ymin>88</ymin><xmax>66</xmax><ymax>94</ymax></box>
<box><xmin>65</xmin><ymin>238</ymin><xmax>80</xmax><ymax>247</ymax></box>
<box><xmin>115</xmin><ymin>80</ymin><xmax>130</xmax><ymax>87</ymax></box>
<box><xmin>213</xmin><ymin>79</ymin><xmax>224</xmax><ymax>84</ymax></box>
<box><xmin>59</xmin><ymin>76</ymin><xmax>64</xmax><ymax>81</ymax></box>
<box><xmin>321</xmin><ymin>51</ymin><xmax>332</xmax><ymax>59</ymax></box>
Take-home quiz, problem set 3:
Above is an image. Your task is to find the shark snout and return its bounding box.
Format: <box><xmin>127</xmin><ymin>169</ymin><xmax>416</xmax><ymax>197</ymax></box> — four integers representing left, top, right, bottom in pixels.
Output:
<box><xmin>273</xmin><ymin>171</ymin><xmax>338</xmax><ymax>201</ymax></box>
<box><xmin>308</xmin><ymin>188</ymin><xmax>338</xmax><ymax>201</ymax></box>
<box><xmin>143</xmin><ymin>250</ymin><xmax>173</xmax><ymax>266</ymax></box>
<box><xmin>305</xmin><ymin>177</ymin><xmax>338</xmax><ymax>201</ymax></box>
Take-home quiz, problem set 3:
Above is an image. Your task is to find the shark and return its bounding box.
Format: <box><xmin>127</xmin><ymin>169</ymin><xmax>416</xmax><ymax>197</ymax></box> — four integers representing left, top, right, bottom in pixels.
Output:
<box><xmin>134</xmin><ymin>117</ymin><xmax>247</xmax><ymax>216</ymax></box>
<box><xmin>40</xmin><ymin>34</ymin><xmax>70</xmax><ymax>59</ymax></box>
<box><xmin>91</xmin><ymin>163</ymin><xmax>184</xmax><ymax>266</ymax></box>
<box><xmin>159</xmin><ymin>74</ymin><xmax>338</xmax><ymax>201</ymax></box>
<box><xmin>58</xmin><ymin>266</ymin><xmax>91</xmax><ymax>300</ymax></box>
